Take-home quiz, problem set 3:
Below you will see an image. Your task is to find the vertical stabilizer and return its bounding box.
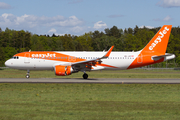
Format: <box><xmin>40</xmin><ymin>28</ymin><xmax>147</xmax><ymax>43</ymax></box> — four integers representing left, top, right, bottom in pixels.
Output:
<box><xmin>141</xmin><ymin>25</ymin><xmax>172</xmax><ymax>55</ymax></box>
<box><xmin>128</xmin><ymin>25</ymin><xmax>172</xmax><ymax>69</ymax></box>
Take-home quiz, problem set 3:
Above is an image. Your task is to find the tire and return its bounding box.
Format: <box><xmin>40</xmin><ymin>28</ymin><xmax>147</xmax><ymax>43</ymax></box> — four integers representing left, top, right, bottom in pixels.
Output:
<box><xmin>83</xmin><ymin>73</ymin><xmax>88</xmax><ymax>79</ymax></box>
<box><xmin>26</xmin><ymin>75</ymin><xmax>30</xmax><ymax>79</ymax></box>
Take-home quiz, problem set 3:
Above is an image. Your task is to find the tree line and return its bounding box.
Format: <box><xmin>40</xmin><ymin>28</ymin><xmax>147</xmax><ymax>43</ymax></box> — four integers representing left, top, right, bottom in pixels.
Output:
<box><xmin>0</xmin><ymin>26</ymin><xmax>180</xmax><ymax>67</ymax></box>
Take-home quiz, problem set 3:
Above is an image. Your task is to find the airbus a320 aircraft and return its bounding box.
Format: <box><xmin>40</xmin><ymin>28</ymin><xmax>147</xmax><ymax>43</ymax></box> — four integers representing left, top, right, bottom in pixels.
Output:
<box><xmin>5</xmin><ymin>25</ymin><xmax>175</xmax><ymax>79</ymax></box>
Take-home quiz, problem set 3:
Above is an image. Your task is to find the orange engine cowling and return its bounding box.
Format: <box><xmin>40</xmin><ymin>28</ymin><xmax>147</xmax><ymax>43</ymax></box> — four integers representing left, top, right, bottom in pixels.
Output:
<box><xmin>54</xmin><ymin>65</ymin><xmax>73</xmax><ymax>76</ymax></box>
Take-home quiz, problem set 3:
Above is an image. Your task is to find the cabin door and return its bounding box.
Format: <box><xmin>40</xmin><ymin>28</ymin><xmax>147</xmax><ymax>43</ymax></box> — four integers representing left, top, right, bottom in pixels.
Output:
<box><xmin>24</xmin><ymin>53</ymin><xmax>30</xmax><ymax>63</ymax></box>
<box><xmin>137</xmin><ymin>54</ymin><xmax>143</xmax><ymax>63</ymax></box>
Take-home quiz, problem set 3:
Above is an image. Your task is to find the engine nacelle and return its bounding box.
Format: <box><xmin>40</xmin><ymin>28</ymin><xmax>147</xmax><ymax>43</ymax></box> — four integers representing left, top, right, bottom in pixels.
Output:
<box><xmin>54</xmin><ymin>65</ymin><xmax>73</xmax><ymax>76</ymax></box>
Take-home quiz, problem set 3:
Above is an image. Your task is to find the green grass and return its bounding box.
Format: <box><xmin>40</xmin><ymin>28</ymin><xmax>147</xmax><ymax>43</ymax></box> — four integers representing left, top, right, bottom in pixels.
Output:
<box><xmin>0</xmin><ymin>68</ymin><xmax>180</xmax><ymax>78</ymax></box>
<box><xmin>0</xmin><ymin>83</ymin><xmax>180</xmax><ymax>120</ymax></box>
<box><xmin>0</xmin><ymin>68</ymin><xmax>180</xmax><ymax>119</ymax></box>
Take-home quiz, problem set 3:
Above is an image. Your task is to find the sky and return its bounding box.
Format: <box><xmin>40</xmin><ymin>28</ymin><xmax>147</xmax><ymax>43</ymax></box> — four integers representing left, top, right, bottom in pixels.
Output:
<box><xmin>0</xmin><ymin>0</ymin><xmax>180</xmax><ymax>35</ymax></box>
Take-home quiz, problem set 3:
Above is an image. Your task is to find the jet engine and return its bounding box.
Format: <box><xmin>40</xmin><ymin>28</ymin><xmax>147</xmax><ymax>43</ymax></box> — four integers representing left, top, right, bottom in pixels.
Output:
<box><xmin>54</xmin><ymin>65</ymin><xmax>73</xmax><ymax>76</ymax></box>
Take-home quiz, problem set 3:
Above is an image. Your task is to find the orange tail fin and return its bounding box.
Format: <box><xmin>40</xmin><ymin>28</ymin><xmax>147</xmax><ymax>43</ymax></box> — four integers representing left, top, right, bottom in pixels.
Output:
<box><xmin>141</xmin><ymin>25</ymin><xmax>172</xmax><ymax>55</ymax></box>
<box><xmin>128</xmin><ymin>25</ymin><xmax>172</xmax><ymax>69</ymax></box>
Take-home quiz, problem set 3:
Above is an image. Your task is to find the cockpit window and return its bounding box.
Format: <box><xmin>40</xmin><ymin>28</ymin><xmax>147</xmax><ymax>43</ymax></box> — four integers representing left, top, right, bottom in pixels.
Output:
<box><xmin>12</xmin><ymin>56</ymin><xmax>19</xmax><ymax>59</ymax></box>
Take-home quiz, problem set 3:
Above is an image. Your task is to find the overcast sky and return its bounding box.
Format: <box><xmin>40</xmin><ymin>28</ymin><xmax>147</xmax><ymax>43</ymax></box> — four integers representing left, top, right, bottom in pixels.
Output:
<box><xmin>0</xmin><ymin>0</ymin><xmax>180</xmax><ymax>35</ymax></box>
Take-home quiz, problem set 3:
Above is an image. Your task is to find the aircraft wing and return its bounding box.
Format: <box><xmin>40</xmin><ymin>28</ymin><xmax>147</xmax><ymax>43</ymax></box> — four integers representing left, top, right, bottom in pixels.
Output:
<box><xmin>72</xmin><ymin>46</ymin><xmax>114</xmax><ymax>66</ymax></box>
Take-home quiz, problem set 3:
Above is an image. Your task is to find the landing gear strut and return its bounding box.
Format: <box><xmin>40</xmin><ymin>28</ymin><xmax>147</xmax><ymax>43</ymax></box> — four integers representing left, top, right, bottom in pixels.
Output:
<box><xmin>26</xmin><ymin>70</ymin><xmax>30</xmax><ymax>79</ymax></box>
<box><xmin>83</xmin><ymin>73</ymin><xmax>88</xmax><ymax>79</ymax></box>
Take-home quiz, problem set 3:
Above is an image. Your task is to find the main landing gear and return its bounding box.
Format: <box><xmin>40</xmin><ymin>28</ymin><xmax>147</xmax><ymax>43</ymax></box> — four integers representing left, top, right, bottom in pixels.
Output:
<box><xmin>83</xmin><ymin>73</ymin><xmax>88</xmax><ymax>79</ymax></box>
<box><xmin>26</xmin><ymin>70</ymin><xmax>30</xmax><ymax>79</ymax></box>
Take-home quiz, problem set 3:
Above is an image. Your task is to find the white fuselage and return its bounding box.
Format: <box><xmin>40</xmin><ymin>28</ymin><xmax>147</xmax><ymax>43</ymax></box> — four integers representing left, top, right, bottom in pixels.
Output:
<box><xmin>5</xmin><ymin>51</ymin><xmax>141</xmax><ymax>71</ymax></box>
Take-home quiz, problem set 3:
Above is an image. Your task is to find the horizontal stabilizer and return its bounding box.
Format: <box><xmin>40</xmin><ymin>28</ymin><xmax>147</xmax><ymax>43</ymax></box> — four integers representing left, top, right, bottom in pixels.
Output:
<box><xmin>152</xmin><ymin>53</ymin><xmax>175</xmax><ymax>61</ymax></box>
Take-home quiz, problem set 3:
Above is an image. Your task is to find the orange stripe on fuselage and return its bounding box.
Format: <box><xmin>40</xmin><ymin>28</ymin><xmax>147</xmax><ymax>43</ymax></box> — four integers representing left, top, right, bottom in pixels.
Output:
<box><xmin>98</xmin><ymin>63</ymin><xmax>118</xmax><ymax>68</ymax></box>
<box><xmin>14</xmin><ymin>51</ymin><xmax>86</xmax><ymax>63</ymax></box>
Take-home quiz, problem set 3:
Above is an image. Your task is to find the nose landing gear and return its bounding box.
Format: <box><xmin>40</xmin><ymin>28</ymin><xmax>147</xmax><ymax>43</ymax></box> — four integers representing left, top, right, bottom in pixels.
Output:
<box><xmin>26</xmin><ymin>70</ymin><xmax>30</xmax><ymax>79</ymax></box>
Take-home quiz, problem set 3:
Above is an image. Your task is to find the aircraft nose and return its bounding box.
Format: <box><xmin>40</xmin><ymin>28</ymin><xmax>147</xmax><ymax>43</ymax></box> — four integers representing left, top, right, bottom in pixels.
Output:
<box><xmin>5</xmin><ymin>60</ymin><xmax>11</xmax><ymax>67</ymax></box>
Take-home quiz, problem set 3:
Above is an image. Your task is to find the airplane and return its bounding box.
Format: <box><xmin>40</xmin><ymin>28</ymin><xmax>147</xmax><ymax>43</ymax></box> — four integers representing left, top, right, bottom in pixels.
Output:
<box><xmin>5</xmin><ymin>25</ymin><xmax>175</xmax><ymax>79</ymax></box>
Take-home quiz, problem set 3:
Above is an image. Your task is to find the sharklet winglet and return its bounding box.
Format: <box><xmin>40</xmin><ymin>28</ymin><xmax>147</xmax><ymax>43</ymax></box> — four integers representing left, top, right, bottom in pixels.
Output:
<box><xmin>102</xmin><ymin>46</ymin><xmax>114</xmax><ymax>59</ymax></box>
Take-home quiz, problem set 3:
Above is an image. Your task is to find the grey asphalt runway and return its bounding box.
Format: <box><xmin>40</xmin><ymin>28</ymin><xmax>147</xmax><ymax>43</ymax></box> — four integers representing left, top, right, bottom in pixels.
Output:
<box><xmin>0</xmin><ymin>78</ymin><xmax>180</xmax><ymax>84</ymax></box>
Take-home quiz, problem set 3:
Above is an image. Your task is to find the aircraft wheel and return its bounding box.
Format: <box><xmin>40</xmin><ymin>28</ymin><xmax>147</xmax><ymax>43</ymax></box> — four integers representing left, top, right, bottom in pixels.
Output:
<box><xmin>83</xmin><ymin>73</ymin><xmax>88</xmax><ymax>79</ymax></box>
<box><xmin>26</xmin><ymin>70</ymin><xmax>30</xmax><ymax>79</ymax></box>
<box><xmin>26</xmin><ymin>74</ymin><xmax>30</xmax><ymax>79</ymax></box>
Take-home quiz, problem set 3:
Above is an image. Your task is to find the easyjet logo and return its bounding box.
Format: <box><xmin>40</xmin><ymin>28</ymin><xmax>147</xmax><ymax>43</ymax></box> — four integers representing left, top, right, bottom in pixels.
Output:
<box><xmin>31</xmin><ymin>53</ymin><xmax>56</xmax><ymax>58</ymax></box>
<box><xmin>149</xmin><ymin>27</ymin><xmax>169</xmax><ymax>50</ymax></box>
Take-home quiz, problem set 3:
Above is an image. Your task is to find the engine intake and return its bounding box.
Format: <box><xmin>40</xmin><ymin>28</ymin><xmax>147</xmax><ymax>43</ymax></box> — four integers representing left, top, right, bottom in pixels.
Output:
<box><xmin>54</xmin><ymin>65</ymin><xmax>73</xmax><ymax>76</ymax></box>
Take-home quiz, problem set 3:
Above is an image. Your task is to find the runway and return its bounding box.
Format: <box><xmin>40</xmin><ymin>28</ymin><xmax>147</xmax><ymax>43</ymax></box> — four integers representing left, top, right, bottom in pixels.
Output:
<box><xmin>0</xmin><ymin>78</ymin><xmax>180</xmax><ymax>84</ymax></box>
